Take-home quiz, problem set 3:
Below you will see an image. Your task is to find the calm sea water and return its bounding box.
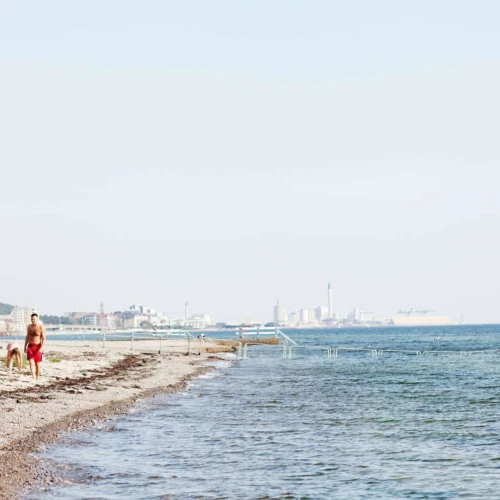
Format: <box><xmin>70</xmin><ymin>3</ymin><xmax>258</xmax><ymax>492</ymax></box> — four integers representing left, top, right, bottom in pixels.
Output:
<box><xmin>27</xmin><ymin>325</ymin><xmax>500</xmax><ymax>499</ymax></box>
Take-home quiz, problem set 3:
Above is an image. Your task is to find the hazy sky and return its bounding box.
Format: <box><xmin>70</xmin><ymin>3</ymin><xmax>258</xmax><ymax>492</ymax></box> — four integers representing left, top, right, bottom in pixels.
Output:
<box><xmin>1</xmin><ymin>1</ymin><xmax>499</xmax><ymax>323</ymax></box>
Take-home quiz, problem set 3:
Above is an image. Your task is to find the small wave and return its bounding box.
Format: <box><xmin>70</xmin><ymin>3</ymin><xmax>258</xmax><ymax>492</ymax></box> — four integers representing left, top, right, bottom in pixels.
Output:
<box><xmin>30</xmin><ymin>324</ymin><xmax>500</xmax><ymax>500</ymax></box>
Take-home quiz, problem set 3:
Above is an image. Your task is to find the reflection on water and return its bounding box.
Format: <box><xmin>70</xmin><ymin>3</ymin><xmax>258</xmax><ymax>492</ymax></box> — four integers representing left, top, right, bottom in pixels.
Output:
<box><xmin>27</xmin><ymin>325</ymin><xmax>500</xmax><ymax>499</ymax></box>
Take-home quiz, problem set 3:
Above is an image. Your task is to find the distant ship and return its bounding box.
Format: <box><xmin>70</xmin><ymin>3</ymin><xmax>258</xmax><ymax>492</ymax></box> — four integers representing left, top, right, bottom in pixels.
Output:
<box><xmin>390</xmin><ymin>316</ymin><xmax>453</xmax><ymax>326</ymax></box>
<box><xmin>390</xmin><ymin>307</ymin><xmax>453</xmax><ymax>326</ymax></box>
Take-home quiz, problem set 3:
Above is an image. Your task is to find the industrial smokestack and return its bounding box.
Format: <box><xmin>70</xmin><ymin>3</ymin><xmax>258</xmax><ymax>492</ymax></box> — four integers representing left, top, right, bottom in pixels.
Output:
<box><xmin>185</xmin><ymin>301</ymin><xmax>188</xmax><ymax>320</ymax></box>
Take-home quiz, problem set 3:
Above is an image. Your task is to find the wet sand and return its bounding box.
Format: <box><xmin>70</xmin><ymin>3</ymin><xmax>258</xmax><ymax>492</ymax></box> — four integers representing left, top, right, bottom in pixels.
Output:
<box><xmin>0</xmin><ymin>338</ymin><xmax>235</xmax><ymax>498</ymax></box>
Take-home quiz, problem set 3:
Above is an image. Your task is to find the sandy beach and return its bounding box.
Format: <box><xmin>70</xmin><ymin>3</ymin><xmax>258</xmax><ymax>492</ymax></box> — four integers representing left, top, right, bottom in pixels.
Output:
<box><xmin>0</xmin><ymin>337</ymin><xmax>236</xmax><ymax>498</ymax></box>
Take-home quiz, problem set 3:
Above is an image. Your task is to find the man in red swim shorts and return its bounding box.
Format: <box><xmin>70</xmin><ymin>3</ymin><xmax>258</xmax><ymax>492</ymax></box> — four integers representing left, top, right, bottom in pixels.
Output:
<box><xmin>24</xmin><ymin>313</ymin><xmax>46</xmax><ymax>382</ymax></box>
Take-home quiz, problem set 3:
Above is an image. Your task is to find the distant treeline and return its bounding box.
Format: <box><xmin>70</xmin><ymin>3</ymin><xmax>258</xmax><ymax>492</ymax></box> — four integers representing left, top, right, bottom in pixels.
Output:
<box><xmin>40</xmin><ymin>315</ymin><xmax>72</xmax><ymax>325</ymax></box>
<box><xmin>0</xmin><ymin>302</ymin><xmax>14</xmax><ymax>315</ymax></box>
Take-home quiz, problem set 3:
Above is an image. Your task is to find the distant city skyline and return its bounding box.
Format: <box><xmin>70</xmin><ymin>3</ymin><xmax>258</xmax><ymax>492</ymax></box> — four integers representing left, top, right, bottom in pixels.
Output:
<box><xmin>271</xmin><ymin>283</ymin><xmax>454</xmax><ymax>326</ymax></box>
<box><xmin>1</xmin><ymin>2</ymin><xmax>499</xmax><ymax>324</ymax></box>
<box><xmin>0</xmin><ymin>301</ymin><xmax>215</xmax><ymax>332</ymax></box>
<box><xmin>0</xmin><ymin>286</ymin><xmax>470</xmax><ymax>327</ymax></box>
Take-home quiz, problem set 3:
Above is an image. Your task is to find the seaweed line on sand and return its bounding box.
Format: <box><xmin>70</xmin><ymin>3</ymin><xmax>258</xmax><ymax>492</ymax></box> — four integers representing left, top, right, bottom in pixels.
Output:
<box><xmin>0</xmin><ymin>362</ymin><xmax>215</xmax><ymax>499</ymax></box>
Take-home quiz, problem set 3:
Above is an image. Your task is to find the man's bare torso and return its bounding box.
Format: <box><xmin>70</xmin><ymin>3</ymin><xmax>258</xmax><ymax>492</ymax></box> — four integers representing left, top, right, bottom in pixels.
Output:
<box><xmin>27</xmin><ymin>324</ymin><xmax>43</xmax><ymax>345</ymax></box>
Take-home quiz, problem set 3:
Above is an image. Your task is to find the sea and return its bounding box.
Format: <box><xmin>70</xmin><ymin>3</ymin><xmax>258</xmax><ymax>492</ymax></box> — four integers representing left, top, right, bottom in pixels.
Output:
<box><xmin>24</xmin><ymin>324</ymin><xmax>500</xmax><ymax>499</ymax></box>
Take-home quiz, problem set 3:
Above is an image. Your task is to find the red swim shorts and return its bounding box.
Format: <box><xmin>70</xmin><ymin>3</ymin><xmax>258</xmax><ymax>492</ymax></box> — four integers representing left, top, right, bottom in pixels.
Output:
<box><xmin>27</xmin><ymin>343</ymin><xmax>43</xmax><ymax>362</ymax></box>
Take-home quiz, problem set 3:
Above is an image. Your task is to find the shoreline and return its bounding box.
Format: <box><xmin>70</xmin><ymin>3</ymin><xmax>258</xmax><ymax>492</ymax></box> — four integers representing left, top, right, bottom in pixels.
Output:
<box><xmin>0</xmin><ymin>339</ymin><xmax>233</xmax><ymax>498</ymax></box>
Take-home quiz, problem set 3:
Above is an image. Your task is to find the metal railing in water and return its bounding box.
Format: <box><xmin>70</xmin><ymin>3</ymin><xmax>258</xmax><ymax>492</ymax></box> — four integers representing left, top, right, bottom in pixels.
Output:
<box><xmin>377</xmin><ymin>349</ymin><xmax>422</xmax><ymax>357</ymax></box>
<box><xmin>237</xmin><ymin>342</ymin><xmax>288</xmax><ymax>360</ymax></box>
<box><xmin>289</xmin><ymin>345</ymin><xmax>332</xmax><ymax>359</ymax></box>
<box><xmin>234</xmin><ymin>329</ymin><xmax>500</xmax><ymax>361</ymax></box>
<box><xmin>237</xmin><ymin>327</ymin><xmax>298</xmax><ymax>346</ymax></box>
<box><xmin>101</xmin><ymin>329</ymin><xmax>197</xmax><ymax>355</ymax></box>
<box><xmin>421</xmin><ymin>349</ymin><xmax>500</xmax><ymax>356</ymax></box>
<box><xmin>334</xmin><ymin>347</ymin><xmax>378</xmax><ymax>359</ymax></box>
<box><xmin>236</xmin><ymin>327</ymin><xmax>298</xmax><ymax>360</ymax></box>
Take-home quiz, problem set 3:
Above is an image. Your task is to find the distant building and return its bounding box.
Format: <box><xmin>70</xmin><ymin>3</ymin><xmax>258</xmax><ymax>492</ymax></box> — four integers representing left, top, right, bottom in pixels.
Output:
<box><xmin>274</xmin><ymin>301</ymin><xmax>287</xmax><ymax>324</ymax></box>
<box><xmin>64</xmin><ymin>312</ymin><xmax>98</xmax><ymax>326</ymax></box>
<box><xmin>122</xmin><ymin>304</ymin><xmax>162</xmax><ymax>329</ymax></box>
<box><xmin>309</xmin><ymin>309</ymin><xmax>317</xmax><ymax>323</ymax></box>
<box><xmin>315</xmin><ymin>306</ymin><xmax>329</xmax><ymax>321</ymax></box>
<box><xmin>353</xmin><ymin>308</ymin><xmax>361</xmax><ymax>322</ymax></box>
<box><xmin>299</xmin><ymin>309</ymin><xmax>317</xmax><ymax>323</ymax></box>
<box><xmin>0</xmin><ymin>315</ymin><xmax>13</xmax><ymax>333</ymax></box>
<box><xmin>85</xmin><ymin>315</ymin><xmax>97</xmax><ymax>326</ymax></box>
<box><xmin>328</xmin><ymin>283</ymin><xmax>333</xmax><ymax>319</ymax></box>
<box><xmin>96</xmin><ymin>302</ymin><xmax>118</xmax><ymax>330</ymax></box>
<box><xmin>181</xmin><ymin>314</ymin><xmax>213</xmax><ymax>329</ymax></box>
<box><xmin>124</xmin><ymin>315</ymin><xmax>149</xmax><ymax>329</ymax></box>
<box><xmin>112</xmin><ymin>313</ymin><xmax>123</xmax><ymax>329</ymax></box>
<box><xmin>123</xmin><ymin>304</ymin><xmax>212</xmax><ymax>330</ymax></box>
<box><xmin>97</xmin><ymin>313</ymin><xmax>117</xmax><ymax>330</ymax></box>
<box><xmin>129</xmin><ymin>304</ymin><xmax>156</xmax><ymax>315</ymax></box>
<box><xmin>10</xmin><ymin>306</ymin><xmax>36</xmax><ymax>333</ymax></box>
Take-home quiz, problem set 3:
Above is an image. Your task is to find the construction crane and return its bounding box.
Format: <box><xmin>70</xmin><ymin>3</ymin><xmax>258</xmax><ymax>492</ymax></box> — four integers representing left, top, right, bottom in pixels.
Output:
<box><xmin>398</xmin><ymin>307</ymin><xmax>434</xmax><ymax>316</ymax></box>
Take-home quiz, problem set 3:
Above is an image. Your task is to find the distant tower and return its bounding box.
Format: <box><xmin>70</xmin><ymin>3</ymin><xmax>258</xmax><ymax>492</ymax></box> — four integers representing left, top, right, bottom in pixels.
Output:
<box><xmin>327</xmin><ymin>283</ymin><xmax>333</xmax><ymax>319</ymax></box>
<box><xmin>99</xmin><ymin>302</ymin><xmax>107</xmax><ymax>330</ymax></box>
<box><xmin>185</xmin><ymin>301</ymin><xmax>189</xmax><ymax>320</ymax></box>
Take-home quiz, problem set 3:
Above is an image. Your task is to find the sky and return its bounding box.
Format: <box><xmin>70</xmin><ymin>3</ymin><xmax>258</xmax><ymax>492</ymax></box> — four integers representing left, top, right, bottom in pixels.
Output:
<box><xmin>1</xmin><ymin>1</ymin><xmax>499</xmax><ymax>324</ymax></box>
